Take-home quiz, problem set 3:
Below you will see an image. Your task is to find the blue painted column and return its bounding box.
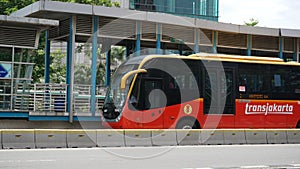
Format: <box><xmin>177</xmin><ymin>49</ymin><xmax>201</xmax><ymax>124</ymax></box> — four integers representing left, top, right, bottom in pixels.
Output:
<box><xmin>44</xmin><ymin>30</ymin><xmax>51</xmax><ymax>112</ymax></box>
<box><xmin>156</xmin><ymin>23</ymin><xmax>161</xmax><ymax>54</ymax></box>
<box><xmin>67</xmin><ymin>16</ymin><xmax>75</xmax><ymax>123</ymax></box>
<box><xmin>90</xmin><ymin>16</ymin><xmax>98</xmax><ymax>116</ymax></box>
<box><xmin>105</xmin><ymin>49</ymin><xmax>111</xmax><ymax>87</ymax></box>
<box><xmin>293</xmin><ymin>38</ymin><xmax>299</xmax><ymax>61</ymax></box>
<box><xmin>212</xmin><ymin>31</ymin><xmax>217</xmax><ymax>54</ymax></box>
<box><xmin>44</xmin><ymin>30</ymin><xmax>50</xmax><ymax>84</ymax></box>
<box><xmin>136</xmin><ymin>21</ymin><xmax>141</xmax><ymax>56</ymax></box>
<box><xmin>247</xmin><ymin>34</ymin><xmax>252</xmax><ymax>56</ymax></box>
<box><xmin>279</xmin><ymin>37</ymin><xmax>284</xmax><ymax>59</ymax></box>
<box><xmin>194</xmin><ymin>28</ymin><xmax>199</xmax><ymax>53</ymax></box>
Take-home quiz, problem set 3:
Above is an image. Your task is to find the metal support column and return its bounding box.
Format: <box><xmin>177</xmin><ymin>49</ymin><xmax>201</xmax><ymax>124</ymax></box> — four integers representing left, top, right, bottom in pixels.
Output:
<box><xmin>67</xmin><ymin>16</ymin><xmax>75</xmax><ymax>123</ymax></box>
<box><xmin>194</xmin><ymin>28</ymin><xmax>199</xmax><ymax>53</ymax></box>
<box><xmin>90</xmin><ymin>16</ymin><xmax>98</xmax><ymax>116</ymax></box>
<box><xmin>247</xmin><ymin>34</ymin><xmax>252</xmax><ymax>56</ymax></box>
<box><xmin>294</xmin><ymin>38</ymin><xmax>299</xmax><ymax>62</ymax></box>
<box><xmin>279</xmin><ymin>37</ymin><xmax>284</xmax><ymax>59</ymax></box>
<box><xmin>45</xmin><ymin>30</ymin><xmax>50</xmax><ymax>84</ymax></box>
<box><xmin>156</xmin><ymin>23</ymin><xmax>161</xmax><ymax>54</ymax></box>
<box><xmin>105</xmin><ymin>49</ymin><xmax>111</xmax><ymax>87</ymax></box>
<box><xmin>136</xmin><ymin>21</ymin><xmax>141</xmax><ymax>56</ymax></box>
<box><xmin>212</xmin><ymin>31</ymin><xmax>217</xmax><ymax>54</ymax></box>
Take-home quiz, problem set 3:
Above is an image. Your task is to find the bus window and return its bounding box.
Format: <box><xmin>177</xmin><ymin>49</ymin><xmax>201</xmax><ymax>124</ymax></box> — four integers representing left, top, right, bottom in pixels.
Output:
<box><xmin>270</xmin><ymin>66</ymin><xmax>291</xmax><ymax>93</ymax></box>
<box><xmin>290</xmin><ymin>67</ymin><xmax>300</xmax><ymax>94</ymax></box>
<box><xmin>143</xmin><ymin>78</ymin><xmax>164</xmax><ymax>110</ymax></box>
<box><xmin>238</xmin><ymin>64</ymin><xmax>268</xmax><ymax>94</ymax></box>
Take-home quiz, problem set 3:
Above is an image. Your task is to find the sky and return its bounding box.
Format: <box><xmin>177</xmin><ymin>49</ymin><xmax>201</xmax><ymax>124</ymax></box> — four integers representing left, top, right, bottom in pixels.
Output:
<box><xmin>219</xmin><ymin>0</ymin><xmax>300</xmax><ymax>30</ymax></box>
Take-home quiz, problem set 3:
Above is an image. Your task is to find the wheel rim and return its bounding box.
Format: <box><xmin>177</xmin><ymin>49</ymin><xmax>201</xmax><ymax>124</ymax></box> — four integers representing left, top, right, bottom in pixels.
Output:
<box><xmin>182</xmin><ymin>125</ymin><xmax>192</xmax><ymax>129</ymax></box>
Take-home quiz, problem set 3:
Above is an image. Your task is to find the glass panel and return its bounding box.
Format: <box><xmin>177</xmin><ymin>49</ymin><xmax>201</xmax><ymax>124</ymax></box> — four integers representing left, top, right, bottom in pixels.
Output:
<box><xmin>204</xmin><ymin>69</ymin><xmax>217</xmax><ymax>114</ymax></box>
<box><xmin>0</xmin><ymin>47</ymin><xmax>12</xmax><ymax>62</ymax></box>
<box><xmin>144</xmin><ymin>79</ymin><xmax>163</xmax><ymax>109</ymax></box>
<box><xmin>0</xmin><ymin>80</ymin><xmax>11</xmax><ymax>110</ymax></box>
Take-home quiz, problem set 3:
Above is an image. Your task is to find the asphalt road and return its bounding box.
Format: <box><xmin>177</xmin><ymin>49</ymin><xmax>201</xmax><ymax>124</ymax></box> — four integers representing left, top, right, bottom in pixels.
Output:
<box><xmin>0</xmin><ymin>144</ymin><xmax>300</xmax><ymax>169</ymax></box>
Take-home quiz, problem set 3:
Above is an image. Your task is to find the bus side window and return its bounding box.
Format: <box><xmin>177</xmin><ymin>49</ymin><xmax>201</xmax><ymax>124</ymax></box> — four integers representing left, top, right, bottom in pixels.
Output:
<box><xmin>238</xmin><ymin>64</ymin><xmax>268</xmax><ymax>94</ymax></box>
<box><xmin>270</xmin><ymin>66</ymin><xmax>291</xmax><ymax>93</ymax></box>
<box><xmin>290</xmin><ymin>67</ymin><xmax>300</xmax><ymax>94</ymax></box>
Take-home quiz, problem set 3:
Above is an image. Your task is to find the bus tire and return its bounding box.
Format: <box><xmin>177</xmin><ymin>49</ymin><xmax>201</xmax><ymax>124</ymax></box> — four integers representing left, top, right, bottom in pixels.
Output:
<box><xmin>176</xmin><ymin>118</ymin><xmax>200</xmax><ymax>129</ymax></box>
<box><xmin>297</xmin><ymin>121</ymin><xmax>300</xmax><ymax>128</ymax></box>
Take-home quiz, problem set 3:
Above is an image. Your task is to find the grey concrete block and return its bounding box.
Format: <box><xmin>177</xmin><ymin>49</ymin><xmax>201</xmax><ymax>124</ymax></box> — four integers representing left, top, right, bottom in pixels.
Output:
<box><xmin>67</xmin><ymin>130</ymin><xmax>97</xmax><ymax>148</ymax></box>
<box><xmin>176</xmin><ymin>130</ymin><xmax>201</xmax><ymax>145</ymax></box>
<box><xmin>286</xmin><ymin>129</ymin><xmax>300</xmax><ymax>144</ymax></box>
<box><xmin>201</xmin><ymin>129</ymin><xmax>224</xmax><ymax>145</ymax></box>
<box><xmin>151</xmin><ymin>130</ymin><xmax>177</xmax><ymax>146</ymax></box>
<box><xmin>266</xmin><ymin>129</ymin><xmax>287</xmax><ymax>144</ymax></box>
<box><xmin>2</xmin><ymin>129</ymin><xmax>35</xmax><ymax>149</ymax></box>
<box><xmin>245</xmin><ymin>129</ymin><xmax>267</xmax><ymax>144</ymax></box>
<box><xmin>223</xmin><ymin>129</ymin><xmax>246</xmax><ymax>145</ymax></box>
<box><xmin>97</xmin><ymin>129</ymin><xmax>125</xmax><ymax>147</ymax></box>
<box><xmin>124</xmin><ymin>130</ymin><xmax>152</xmax><ymax>147</ymax></box>
<box><xmin>0</xmin><ymin>130</ymin><xmax>2</xmax><ymax>149</ymax></box>
<box><xmin>35</xmin><ymin>129</ymin><xmax>67</xmax><ymax>148</ymax></box>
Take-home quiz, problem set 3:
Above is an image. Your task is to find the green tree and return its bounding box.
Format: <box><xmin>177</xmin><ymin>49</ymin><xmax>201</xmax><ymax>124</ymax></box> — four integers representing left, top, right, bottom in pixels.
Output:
<box><xmin>0</xmin><ymin>0</ymin><xmax>37</xmax><ymax>15</ymax></box>
<box><xmin>244</xmin><ymin>18</ymin><xmax>259</xmax><ymax>27</ymax></box>
<box><xmin>50</xmin><ymin>50</ymin><xmax>67</xmax><ymax>83</ymax></box>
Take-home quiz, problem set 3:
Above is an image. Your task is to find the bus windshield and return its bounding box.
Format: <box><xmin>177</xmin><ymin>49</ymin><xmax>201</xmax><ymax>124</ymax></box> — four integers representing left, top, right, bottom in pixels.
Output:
<box><xmin>102</xmin><ymin>63</ymin><xmax>138</xmax><ymax>120</ymax></box>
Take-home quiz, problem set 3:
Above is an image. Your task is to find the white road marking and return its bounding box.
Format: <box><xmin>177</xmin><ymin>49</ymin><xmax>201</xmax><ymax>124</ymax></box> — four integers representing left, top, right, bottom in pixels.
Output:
<box><xmin>240</xmin><ymin>165</ymin><xmax>269</xmax><ymax>168</ymax></box>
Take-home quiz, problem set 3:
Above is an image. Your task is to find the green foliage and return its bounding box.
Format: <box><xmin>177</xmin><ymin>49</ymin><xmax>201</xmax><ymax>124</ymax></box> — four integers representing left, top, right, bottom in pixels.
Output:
<box><xmin>50</xmin><ymin>50</ymin><xmax>67</xmax><ymax>83</ymax></box>
<box><xmin>0</xmin><ymin>0</ymin><xmax>37</xmax><ymax>15</ymax></box>
<box><xmin>52</xmin><ymin>0</ymin><xmax>120</xmax><ymax>7</ymax></box>
<box><xmin>244</xmin><ymin>18</ymin><xmax>259</xmax><ymax>27</ymax></box>
<box><xmin>111</xmin><ymin>46</ymin><xmax>126</xmax><ymax>62</ymax></box>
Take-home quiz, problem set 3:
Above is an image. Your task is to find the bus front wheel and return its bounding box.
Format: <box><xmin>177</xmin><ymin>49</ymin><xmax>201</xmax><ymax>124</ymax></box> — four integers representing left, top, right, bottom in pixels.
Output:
<box><xmin>176</xmin><ymin>118</ymin><xmax>200</xmax><ymax>129</ymax></box>
<box><xmin>297</xmin><ymin>121</ymin><xmax>300</xmax><ymax>128</ymax></box>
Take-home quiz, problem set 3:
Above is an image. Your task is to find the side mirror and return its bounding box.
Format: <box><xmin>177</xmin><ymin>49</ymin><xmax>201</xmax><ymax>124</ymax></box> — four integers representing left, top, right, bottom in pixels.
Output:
<box><xmin>120</xmin><ymin>69</ymin><xmax>147</xmax><ymax>90</ymax></box>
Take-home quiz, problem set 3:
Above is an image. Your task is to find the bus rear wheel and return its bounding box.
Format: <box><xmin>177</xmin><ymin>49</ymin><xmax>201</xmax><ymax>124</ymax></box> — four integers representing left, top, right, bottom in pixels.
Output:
<box><xmin>297</xmin><ymin>121</ymin><xmax>300</xmax><ymax>128</ymax></box>
<box><xmin>176</xmin><ymin>118</ymin><xmax>200</xmax><ymax>129</ymax></box>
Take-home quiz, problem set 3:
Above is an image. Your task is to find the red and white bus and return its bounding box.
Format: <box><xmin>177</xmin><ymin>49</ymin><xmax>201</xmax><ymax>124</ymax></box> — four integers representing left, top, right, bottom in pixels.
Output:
<box><xmin>102</xmin><ymin>53</ymin><xmax>300</xmax><ymax>129</ymax></box>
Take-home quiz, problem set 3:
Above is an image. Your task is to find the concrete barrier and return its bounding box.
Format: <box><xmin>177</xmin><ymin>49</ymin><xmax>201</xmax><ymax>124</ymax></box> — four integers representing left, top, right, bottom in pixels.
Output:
<box><xmin>67</xmin><ymin>130</ymin><xmax>97</xmax><ymax>148</ymax></box>
<box><xmin>245</xmin><ymin>129</ymin><xmax>267</xmax><ymax>144</ymax></box>
<box><xmin>223</xmin><ymin>129</ymin><xmax>246</xmax><ymax>145</ymax></box>
<box><xmin>97</xmin><ymin>129</ymin><xmax>125</xmax><ymax>147</ymax></box>
<box><xmin>266</xmin><ymin>129</ymin><xmax>287</xmax><ymax>144</ymax></box>
<box><xmin>286</xmin><ymin>129</ymin><xmax>300</xmax><ymax>144</ymax></box>
<box><xmin>0</xmin><ymin>130</ymin><xmax>2</xmax><ymax>149</ymax></box>
<box><xmin>35</xmin><ymin>129</ymin><xmax>67</xmax><ymax>148</ymax></box>
<box><xmin>151</xmin><ymin>130</ymin><xmax>177</xmax><ymax>146</ymax></box>
<box><xmin>201</xmin><ymin>129</ymin><xmax>224</xmax><ymax>145</ymax></box>
<box><xmin>2</xmin><ymin>129</ymin><xmax>35</xmax><ymax>149</ymax></box>
<box><xmin>0</xmin><ymin>129</ymin><xmax>298</xmax><ymax>149</ymax></box>
<box><xmin>176</xmin><ymin>130</ymin><xmax>201</xmax><ymax>145</ymax></box>
<box><xmin>124</xmin><ymin>130</ymin><xmax>152</xmax><ymax>147</ymax></box>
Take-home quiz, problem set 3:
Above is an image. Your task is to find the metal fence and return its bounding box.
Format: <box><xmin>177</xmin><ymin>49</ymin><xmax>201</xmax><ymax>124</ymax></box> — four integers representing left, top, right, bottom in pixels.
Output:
<box><xmin>0</xmin><ymin>83</ymin><xmax>106</xmax><ymax>117</ymax></box>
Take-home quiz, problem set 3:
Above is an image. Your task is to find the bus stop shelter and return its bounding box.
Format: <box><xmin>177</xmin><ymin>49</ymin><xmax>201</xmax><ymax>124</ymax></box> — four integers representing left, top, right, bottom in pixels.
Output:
<box><xmin>0</xmin><ymin>15</ymin><xmax>58</xmax><ymax>117</ymax></box>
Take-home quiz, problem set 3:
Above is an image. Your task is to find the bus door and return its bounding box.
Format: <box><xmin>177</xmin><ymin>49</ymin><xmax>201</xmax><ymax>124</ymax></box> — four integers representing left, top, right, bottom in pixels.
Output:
<box><xmin>141</xmin><ymin>78</ymin><xmax>165</xmax><ymax>129</ymax></box>
<box><xmin>203</xmin><ymin>67</ymin><xmax>235</xmax><ymax>128</ymax></box>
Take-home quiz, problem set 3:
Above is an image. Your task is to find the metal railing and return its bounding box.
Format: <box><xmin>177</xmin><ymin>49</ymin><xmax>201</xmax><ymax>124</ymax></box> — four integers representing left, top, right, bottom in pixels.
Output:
<box><xmin>73</xmin><ymin>84</ymin><xmax>106</xmax><ymax>116</ymax></box>
<box><xmin>0</xmin><ymin>83</ymin><xmax>107</xmax><ymax>117</ymax></box>
<box><xmin>30</xmin><ymin>84</ymin><xmax>68</xmax><ymax>116</ymax></box>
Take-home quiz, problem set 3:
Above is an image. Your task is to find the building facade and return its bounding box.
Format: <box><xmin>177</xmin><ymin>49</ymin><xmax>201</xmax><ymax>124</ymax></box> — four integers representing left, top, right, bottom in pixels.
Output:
<box><xmin>112</xmin><ymin>0</ymin><xmax>219</xmax><ymax>21</ymax></box>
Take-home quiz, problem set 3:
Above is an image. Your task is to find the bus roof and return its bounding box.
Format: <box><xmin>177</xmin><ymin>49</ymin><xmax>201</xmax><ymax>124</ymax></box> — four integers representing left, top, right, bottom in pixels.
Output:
<box><xmin>132</xmin><ymin>53</ymin><xmax>300</xmax><ymax>70</ymax></box>
<box><xmin>189</xmin><ymin>53</ymin><xmax>300</xmax><ymax>66</ymax></box>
